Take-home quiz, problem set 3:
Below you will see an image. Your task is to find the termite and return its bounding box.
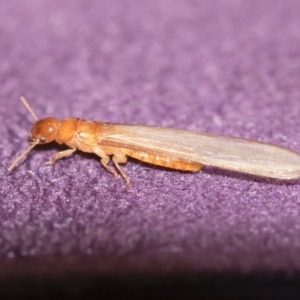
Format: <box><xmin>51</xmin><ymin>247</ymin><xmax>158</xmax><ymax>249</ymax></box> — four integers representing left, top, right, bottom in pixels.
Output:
<box><xmin>8</xmin><ymin>97</ymin><xmax>300</xmax><ymax>185</ymax></box>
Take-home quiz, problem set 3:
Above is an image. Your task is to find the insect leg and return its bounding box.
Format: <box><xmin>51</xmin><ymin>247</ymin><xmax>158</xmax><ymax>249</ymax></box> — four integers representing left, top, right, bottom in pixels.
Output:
<box><xmin>112</xmin><ymin>153</ymin><xmax>130</xmax><ymax>186</ymax></box>
<box><xmin>93</xmin><ymin>147</ymin><xmax>129</xmax><ymax>183</ymax></box>
<box><xmin>100</xmin><ymin>156</ymin><xmax>120</xmax><ymax>179</ymax></box>
<box><xmin>45</xmin><ymin>148</ymin><xmax>77</xmax><ymax>165</ymax></box>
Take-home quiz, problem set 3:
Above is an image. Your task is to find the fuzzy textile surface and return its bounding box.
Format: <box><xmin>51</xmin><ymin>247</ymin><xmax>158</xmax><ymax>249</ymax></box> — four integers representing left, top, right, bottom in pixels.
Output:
<box><xmin>1</xmin><ymin>0</ymin><xmax>300</xmax><ymax>297</ymax></box>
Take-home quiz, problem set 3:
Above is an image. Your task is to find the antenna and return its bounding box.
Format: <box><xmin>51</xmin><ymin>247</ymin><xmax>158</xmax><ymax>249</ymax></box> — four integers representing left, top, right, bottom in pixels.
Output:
<box><xmin>20</xmin><ymin>96</ymin><xmax>38</xmax><ymax>121</ymax></box>
<box><xmin>8</xmin><ymin>96</ymin><xmax>39</xmax><ymax>171</ymax></box>
<box><xmin>8</xmin><ymin>140</ymin><xmax>39</xmax><ymax>171</ymax></box>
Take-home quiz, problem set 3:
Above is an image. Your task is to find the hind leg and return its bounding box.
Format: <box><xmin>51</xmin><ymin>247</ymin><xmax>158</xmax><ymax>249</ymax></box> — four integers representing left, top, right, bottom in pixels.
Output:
<box><xmin>112</xmin><ymin>152</ymin><xmax>130</xmax><ymax>186</ymax></box>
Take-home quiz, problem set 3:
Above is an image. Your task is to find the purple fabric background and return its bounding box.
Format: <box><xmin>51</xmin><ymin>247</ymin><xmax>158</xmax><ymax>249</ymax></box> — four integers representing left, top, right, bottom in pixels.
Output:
<box><xmin>1</xmin><ymin>0</ymin><xmax>300</xmax><ymax>275</ymax></box>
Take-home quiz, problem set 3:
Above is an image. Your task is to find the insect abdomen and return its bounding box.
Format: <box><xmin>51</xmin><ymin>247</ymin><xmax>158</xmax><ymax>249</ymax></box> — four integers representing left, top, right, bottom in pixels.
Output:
<box><xmin>123</xmin><ymin>149</ymin><xmax>203</xmax><ymax>171</ymax></box>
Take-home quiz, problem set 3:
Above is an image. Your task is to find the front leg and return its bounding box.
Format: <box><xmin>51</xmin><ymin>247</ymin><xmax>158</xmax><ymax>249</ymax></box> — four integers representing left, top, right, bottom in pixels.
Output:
<box><xmin>45</xmin><ymin>148</ymin><xmax>77</xmax><ymax>165</ymax></box>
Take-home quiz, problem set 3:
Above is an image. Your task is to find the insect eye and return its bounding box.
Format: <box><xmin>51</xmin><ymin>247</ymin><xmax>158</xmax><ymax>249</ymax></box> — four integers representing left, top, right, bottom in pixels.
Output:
<box><xmin>39</xmin><ymin>137</ymin><xmax>47</xmax><ymax>143</ymax></box>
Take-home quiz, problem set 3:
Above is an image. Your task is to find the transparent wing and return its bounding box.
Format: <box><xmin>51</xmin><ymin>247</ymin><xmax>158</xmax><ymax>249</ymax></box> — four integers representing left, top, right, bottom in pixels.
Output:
<box><xmin>98</xmin><ymin>123</ymin><xmax>300</xmax><ymax>179</ymax></box>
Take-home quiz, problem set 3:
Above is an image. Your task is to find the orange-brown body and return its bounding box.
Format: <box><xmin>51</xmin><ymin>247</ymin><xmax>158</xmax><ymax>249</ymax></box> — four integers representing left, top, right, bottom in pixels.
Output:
<box><xmin>10</xmin><ymin>97</ymin><xmax>300</xmax><ymax>184</ymax></box>
<box><xmin>28</xmin><ymin>117</ymin><xmax>202</xmax><ymax>185</ymax></box>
